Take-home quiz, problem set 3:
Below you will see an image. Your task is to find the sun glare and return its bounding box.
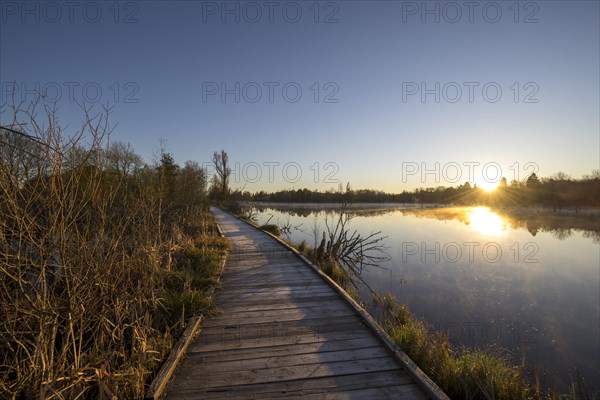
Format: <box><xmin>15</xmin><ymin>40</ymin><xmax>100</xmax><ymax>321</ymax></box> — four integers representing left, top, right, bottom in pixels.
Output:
<box><xmin>478</xmin><ymin>180</ymin><xmax>499</xmax><ymax>192</ymax></box>
<box><xmin>467</xmin><ymin>207</ymin><xmax>507</xmax><ymax>237</ymax></box>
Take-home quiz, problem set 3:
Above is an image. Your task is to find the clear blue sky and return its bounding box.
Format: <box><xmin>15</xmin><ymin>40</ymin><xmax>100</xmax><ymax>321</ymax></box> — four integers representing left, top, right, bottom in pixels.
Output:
<box><xmin>1</xmin><ymin>0</ymin><xmax>598</xmax><ymax>192</ymax></box>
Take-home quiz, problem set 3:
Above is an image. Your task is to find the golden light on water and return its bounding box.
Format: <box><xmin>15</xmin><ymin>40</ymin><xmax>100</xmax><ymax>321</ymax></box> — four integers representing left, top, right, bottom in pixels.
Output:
<box><xmin>467</xmin><ymin>207</ymin><xmax>507</xmax><ymax>236</ymax></box>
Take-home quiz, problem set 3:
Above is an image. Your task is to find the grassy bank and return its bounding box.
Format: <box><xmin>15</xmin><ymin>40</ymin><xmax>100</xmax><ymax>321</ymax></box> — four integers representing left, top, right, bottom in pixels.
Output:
<box><xmin>158</xmin><ymin>228</ymin><xmax>229</xmax><ymax>334</ymax></box>
<box><xmin>0</xmin><ymin>187</ymin><xmax>227</xmax><ymax>398</ymax></box>
<box><xmin>374</xmin><ymin>294</ymin><xmax>531</xmax><ymax>399</ymax></box>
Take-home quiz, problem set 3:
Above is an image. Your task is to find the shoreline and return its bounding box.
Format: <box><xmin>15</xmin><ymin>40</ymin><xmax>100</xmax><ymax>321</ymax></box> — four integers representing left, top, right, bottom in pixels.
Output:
<box><xmin>244</xmin><ymin>201</ymin><xmax>600</xmax><ymax>216</ymax></box>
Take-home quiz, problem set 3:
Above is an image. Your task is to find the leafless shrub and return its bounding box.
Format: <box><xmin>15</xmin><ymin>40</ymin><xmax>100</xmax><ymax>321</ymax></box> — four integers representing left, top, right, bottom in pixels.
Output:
<box><xmin>0</xmin><ymin>94</ymin><xmax>211</xmax><ymax>398</ymax></box>
<box><xmin>315</xmin><ymin>184</ymin><xmax>390</xmax><ymax>290</ymax></box>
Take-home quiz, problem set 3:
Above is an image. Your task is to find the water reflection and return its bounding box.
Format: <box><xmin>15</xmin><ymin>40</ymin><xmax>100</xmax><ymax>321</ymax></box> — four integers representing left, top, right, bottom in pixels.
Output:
<box><xmin>467</xmin><ymin>207</ymin><xmax>508</xmax><ymax>237</ymax></box>
<box><xmin>250</xmin><ymin>202</ymin><xmax>600</xmax><ymax>240</ymax></box>
<box><xmin>393</xmin><ymin>206</ymin><xmax>600</xmax><ymax>239</ymax></box>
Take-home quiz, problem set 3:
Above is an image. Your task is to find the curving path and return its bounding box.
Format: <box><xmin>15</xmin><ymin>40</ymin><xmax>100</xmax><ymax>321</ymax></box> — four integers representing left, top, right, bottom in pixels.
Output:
<box><xmin>163</xmin><ymin>207</ymin><xmax>445</xmax><ymax>399</ymax></box>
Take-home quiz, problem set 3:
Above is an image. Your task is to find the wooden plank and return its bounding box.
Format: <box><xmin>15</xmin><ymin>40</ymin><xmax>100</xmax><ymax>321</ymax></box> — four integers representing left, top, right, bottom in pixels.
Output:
<box><xmin>221</xmin><ymin>270</ymin><xmax>316</xmax><ymax>277</ymax></box>
<box><xmin>219</xmin><ymin>272</ymin><xmax>317</xmax><ymax>282</ymax></box>
<box><xmin>221</xmin><ymin>266</ymin><xmax>315</xmax><ymax>275</ymax></box>
<box><xmin>225</xmin><ymin>260</ymin><xmax>311</xmax><ymax>267</ymax></box>
<box><xmin>168</xmin><ymin>356</ymin><xmax>401</xmax><ymax>390</ymax></box>
<box><xmin>214</xmin><ymin>295</ymin><xmax>336</xmax><ymax>308</ymax></box>
<box><xmin>219</xmin><ymin>280</ymin><xmax>328</xmax><ymax>290</ymax></box>
<box><xmin>166</xmin><ymin>370</ymin><xmax>418</xmax><ymax>400</ymax></box>
<box><xmin>189</xmin><ymin>329</ymin><xmax>373</xmax><ymax>352</ymax></box>
<box><xmin>216</xmin><ymin>288</ymin><xmax>335</xmax><ymax>300</ymax></box>
<box><xmin>283</xmin><ymin>385</ymin><xmax>429</xmax><ymax>400</ymax></box>
<box><xmin>187</xmin><ymin>336</ymin><xmax>383</xmax><ymax>362</ymax></box>
<box><xmin>217</xmin><ymin>284</ymin><xmax>333</xmax><ymax>295</ymax></box>
<box><xmin>200</xmin><ymin>317</ymin><xmax>360</xmax><ymax>336</ymax></box>
<box><xmin>216</xmin><ymin>284</ymin><xmax>332</xmax><ymax>296</ymax></box>
<box><xmin>221</xmin><ymin>268</ymin><xmax>313</xmax><ymax>276</ymax></box>
<box><xmin>223</xmin><ymin>262</ymin><xmax>311</xmax><ymax>271</ymax></box>
<box><xmin>145</xmin><ymin>314</ymin><xmax>203</xmax><ymax>399</ymax></box>
<box><xmin>169</xmin><ymin>380</ymin><xmax>429</xmax><ymax>400</ymax></box>
<box><xmin>212</xmin><ymin>300</ymin><xmax>352</xmax><ymax>316</ymax></box>
<box><xmin>200</xmin><ymin>306</ymin><xmax>356</xmax><ymax>327</ymax></box>
<box><xmin>214</xmin><ymin>289</ymin><xmax>332</xmax><ymax>299</ymax></box>
<box><xmin>221</xmin><ymin>277</ymin><xmax>327</xmax><ymax>286</ymax></box>
<box><xmin>204</xmin><ymin>314</ymin><xmax>357</xmax><ymax>328</ymax></box>
<box><xmin>217</xmin><ymin>298</ymin><xmax>347</xmax><ymax>313</ymax></box>
<box><xmin>214</xmin><ymin>293</ymin><xmax>339</xmax><ymax>307</ymax></box>
<box><xmin>231</xmin><ymin>259</ymin><xmax>310</xmax><ymax>266</ymax></box>
<box><xmin>219</xmin><ymin>280</ymin><xmax>322</xmax><ymax>291</ymax></box>
<box><xmin>197</xmin><ymin>316</ymin><xmax>365</xmax><ymax>342</ymax></box>
<box><xmin>183</xmin><ymin>346</ymin><xmax>392</xmax><ymax>374</ymax></box>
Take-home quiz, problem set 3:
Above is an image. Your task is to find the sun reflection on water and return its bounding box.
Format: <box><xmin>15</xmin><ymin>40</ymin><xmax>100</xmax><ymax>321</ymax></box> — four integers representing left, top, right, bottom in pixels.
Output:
<box><xmin>467</xmin><ymin>207</ymin><xmax>508</xmax><ymax>236</ymax></box>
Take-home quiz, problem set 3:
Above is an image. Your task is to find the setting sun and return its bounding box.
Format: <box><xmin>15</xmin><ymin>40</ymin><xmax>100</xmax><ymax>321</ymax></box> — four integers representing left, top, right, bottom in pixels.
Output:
<box><xmin>477</xmin><ymin>180</ymin><xmax>499</xmax><ymax>192</ymax></box>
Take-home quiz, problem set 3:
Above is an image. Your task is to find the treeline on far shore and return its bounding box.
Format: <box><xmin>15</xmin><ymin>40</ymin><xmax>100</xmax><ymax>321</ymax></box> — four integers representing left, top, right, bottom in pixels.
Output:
<box><xmin>229</xmin><ymin>172</ymin><xmax>600</xmax><ymax>211</ymax></box>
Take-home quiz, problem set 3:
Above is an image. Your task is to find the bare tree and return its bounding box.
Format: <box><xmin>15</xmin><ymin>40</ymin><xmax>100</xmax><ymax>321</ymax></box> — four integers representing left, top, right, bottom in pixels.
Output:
<box><xmin>551</xmin><ymin>171</ymin><xmax>571</xmax><ymax>181</ymax></box>
<box><xmin>590</xmin><ymin>169</ymin><xmax>600</xmax><ymax>180</ymax></box>
<box><xmin>212</xmin><ymin>149</ymin><xmax>230</xmax><ymax>200</ymax></box>
<box><xmin>106</xmin><ymin>141</ymin><xmax>144</xmax><ymax>177</ymax></box>
<box><xmin>0</xmin><ymin>126</ymin><xmax>45</xmax><ymax>186</ymax></box>
<box><xmin>178</xmin><ymin>160</ymin><xmax>207</xmax><ymax>208</ymax></box>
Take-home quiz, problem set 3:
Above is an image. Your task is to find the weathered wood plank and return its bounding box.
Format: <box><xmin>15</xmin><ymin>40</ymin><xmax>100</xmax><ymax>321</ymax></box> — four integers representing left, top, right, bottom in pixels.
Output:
<box><xmin>198</xmin><ymin>316</ymin><xmax>365</xmax><ymax>340</ymax></box>
<box><xmin>198</xmin><ymin>323</ymin><xmax>365</xmax><ymax>346</ymax></box>
<box><xmin>220</xmin><ymin>268</ymin><xmax>316</xmax><ymax>277</ymax></box>
<box><xmin>166</xmin><ymin>370</ymin><xmax>416</xmax><ymax>399</ymax></box>
<box><xmin>219</xmin><ymin>274</ymin><xmax>318</xmax><ymax>284</ymax></box>
<box><xmin>215</xmin><ymin>292</ymin><xmax>336</xmax><ymax>304</ymax></box>
<box><xmin>281</xmin><ymin>385</ymin><xmax>429</xmax><ymax>400</ymax></box>
<box><xmin>217</xmin><ymin>297</ymin><xmax>349</xmax><ymax>313</ymax></box>
<box><xmin>214</xmin><ymin>293</ymin><xmax>340</xmax><ymax>307</ymax></box>
<box><xmin>227</xmin><ymin>258</ymin><xmax>308</xmax><ymax>264</ymax></box>
<box><xmin>216</xmin><ymin>285</ymin><xmax>333</xmax><ymax>296</ymax></box>
<box><xmin>189</xmin><ymin>325</ymin><xmax>372</xmax><ymax>352</ymax></box>
<box><xmin>183</xmin><ymin>346</ymin><xmax>392</xmax><ymax>374</ymax></box>
<box><xmin>187</xmin><ymin>336</ymin><xmax>383</xmax><ymax>362</ymax></box>
<box><xmin>200</xmin><ymin>309</ymin><xmax>356</xmax><ymax>329</ymax></box>
<box><xmin>214</xmin><ymin>287</ymin><xmax>333</xmax><ymax>298</ymax></box>
<box><xmin>193</xmin><ymin>332</ymin><xmax>373</xmax><ymax>353</ymax></box>
<box><xmin>208</xmin><ymin>300</ymin><xmax>352</xmax><ymax>319</ymax></box>
<box><xmin>145</xmin><ymin>316</ymin><xmax>203</xmax><ymax>400</ymax></box>
<box><xmin>168</xmin><ymin>356</ymin><xmax>401</xmax><ymax>390</ymax></box>
<box><xmin>219</xmin><ymin>280</ymin><xmax>331</xmax><ymax>290</ymax></box>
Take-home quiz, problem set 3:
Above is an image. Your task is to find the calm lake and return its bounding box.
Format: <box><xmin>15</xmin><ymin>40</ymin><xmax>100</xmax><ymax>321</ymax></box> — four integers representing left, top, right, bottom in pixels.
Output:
<box><xmin>248</xmin><ymin>203</ymin><xmax>600</xmax><ymax>392</ymax></box>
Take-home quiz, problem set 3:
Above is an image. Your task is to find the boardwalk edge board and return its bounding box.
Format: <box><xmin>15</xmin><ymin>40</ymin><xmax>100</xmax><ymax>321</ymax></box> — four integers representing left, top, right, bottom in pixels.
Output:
<box><xmin>145</xmin><ymin>220</ymin><xmax>229</xmax><ymax>400</ymax></box>
<box><xmin>227</xmin><ymin>207</ymin><xmax>450</xmax><ymax>400</ymax></box>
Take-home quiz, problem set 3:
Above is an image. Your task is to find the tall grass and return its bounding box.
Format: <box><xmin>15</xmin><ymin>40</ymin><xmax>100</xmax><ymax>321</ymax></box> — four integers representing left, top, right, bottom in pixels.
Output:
<box><xmin>0</xmin><ymin>99</ymin><xmax>225</xmax><ymax>398</ymax></box>
<box><xmin>157</xmin><ymin>235</ymin><xmax>229</xmax><ymax>333</ymax></box>
<box><xmin>375</xmin><ymin>294</ymin><xmax>531</xmax><ymax>400</ymax></box>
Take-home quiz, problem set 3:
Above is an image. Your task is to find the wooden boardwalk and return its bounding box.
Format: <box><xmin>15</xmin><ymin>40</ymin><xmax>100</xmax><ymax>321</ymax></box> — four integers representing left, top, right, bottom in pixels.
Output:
<box><xmin>163</xmin><ymin>208</ymin><xmax>444</xmax><ymax>399</ymax></box>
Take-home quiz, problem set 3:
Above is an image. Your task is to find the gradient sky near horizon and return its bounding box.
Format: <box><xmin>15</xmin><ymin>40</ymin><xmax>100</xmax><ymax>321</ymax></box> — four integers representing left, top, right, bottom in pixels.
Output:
<box><xmin>1</xmin><ymin>0</ymin><xmax>598</xmax><ymax>192</ymax></box>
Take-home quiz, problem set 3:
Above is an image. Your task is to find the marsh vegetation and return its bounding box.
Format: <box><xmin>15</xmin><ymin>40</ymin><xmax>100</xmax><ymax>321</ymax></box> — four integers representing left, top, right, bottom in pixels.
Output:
<box><xmin>0</xmin><ymin>99</ymin><xmax>226</xmax><ymax>398</ymax></box>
